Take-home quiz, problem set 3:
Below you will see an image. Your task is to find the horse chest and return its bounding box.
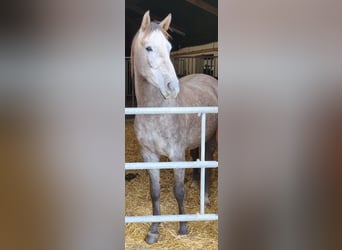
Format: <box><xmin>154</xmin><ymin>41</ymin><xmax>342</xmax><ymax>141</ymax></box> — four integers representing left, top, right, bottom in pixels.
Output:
<box><xmin>134</xmin><ymin>116</ymin><xmax>186</xmax><ymax>155</ymax></box>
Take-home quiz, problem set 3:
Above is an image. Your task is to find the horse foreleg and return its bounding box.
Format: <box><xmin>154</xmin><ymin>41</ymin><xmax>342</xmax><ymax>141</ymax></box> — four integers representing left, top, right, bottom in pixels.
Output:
<box><xmin>204</xmin><ymin>135</ymin><xmax>217</xmax><ymax>205</ymax></box>
<box><xmin>173</xmin><ymin>166</ymin><xmax>188</xmax><ymax>235</ymax></box>
<box><xmin>142</xmin><ymin>151</ymin><xmax>161</xmax><ymax>244</ymax></box>
<box><xmin>190</xmin><ymin>135</ymin><xmax>217</xmax><ymax>206</ymax></box>
<box><xmin>190</xmin><ymin>148</ymin><xmax>200</xmax><ymax>188</ymax></box>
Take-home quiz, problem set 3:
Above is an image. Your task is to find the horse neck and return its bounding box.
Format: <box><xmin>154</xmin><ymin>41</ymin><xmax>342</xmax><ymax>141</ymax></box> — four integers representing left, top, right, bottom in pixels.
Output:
<box><xmin>133</xmin><ymin>72</ymin><xmax>166</xmax><ymax>107</ymax></box>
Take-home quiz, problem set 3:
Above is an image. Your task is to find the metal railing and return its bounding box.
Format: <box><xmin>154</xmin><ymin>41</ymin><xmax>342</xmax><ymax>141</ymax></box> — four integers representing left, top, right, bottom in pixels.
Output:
<box><xmin>171</xmin><ymin>55</ymin><xmax>218</xmax><ymax>78</ymax></box>
<box><xmin>125</xmin><ymin>106</ymin><xmax>218</xmax><ymax>223</ymax></box>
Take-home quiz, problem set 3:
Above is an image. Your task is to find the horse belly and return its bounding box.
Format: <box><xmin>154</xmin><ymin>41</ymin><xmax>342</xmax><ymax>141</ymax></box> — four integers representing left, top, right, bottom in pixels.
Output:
<box><xmin>184</xmin><ymin>113</ymin><xmax>218</xmax><ymax>150</ymax></box>
<box><xmin>134</xmin><ymin>112</ymin><xmax>217</xmax><ymax>157</ymax></box>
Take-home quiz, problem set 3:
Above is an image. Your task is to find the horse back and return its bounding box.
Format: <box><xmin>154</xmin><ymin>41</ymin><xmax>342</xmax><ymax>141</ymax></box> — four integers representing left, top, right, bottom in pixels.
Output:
<box><xmin>179</xmin><ymin>74</ymin><xmax>217</xmax><ymax>105</ymax></box>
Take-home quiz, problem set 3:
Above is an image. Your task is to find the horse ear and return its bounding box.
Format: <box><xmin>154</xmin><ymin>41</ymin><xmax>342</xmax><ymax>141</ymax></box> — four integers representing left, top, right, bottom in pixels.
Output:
<box><xmin>140</xmin><ymin>10</ymin><xmax>150</xmax><ymax>32</ymax></box>
<box><xmin>159</xmin><ymin>13</ymin><xmax>172</xmax><ymax>31</ymax></box>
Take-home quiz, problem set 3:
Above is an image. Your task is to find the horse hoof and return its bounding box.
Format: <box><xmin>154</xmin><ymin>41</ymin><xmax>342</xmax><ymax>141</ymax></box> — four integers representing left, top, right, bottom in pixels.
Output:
<box><xmin>145</xmin><ymin>231</ymin><xmax>159</xmax><ymax>244</ymax></box>
<box><xmin>178</xmin><ymin>227</ymin><xmax>189</xmax><ymax>235</ymax></box>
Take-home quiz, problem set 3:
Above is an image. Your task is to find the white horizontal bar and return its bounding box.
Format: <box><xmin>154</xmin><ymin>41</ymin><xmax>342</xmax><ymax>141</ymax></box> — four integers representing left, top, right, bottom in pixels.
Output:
<box><xmin>125</xmin><ymin>106</ymin><xmax>218</xmax><ymax>115</ymax></box>
<box><xmin>125</xmin><ymin>213</ymin><xmax>218</xmax><ymax>223</ymax></box>
<box><xmin>125</xmin><ymin>161</ymin><xmax>218</xmax><ymax>170</ymax></box>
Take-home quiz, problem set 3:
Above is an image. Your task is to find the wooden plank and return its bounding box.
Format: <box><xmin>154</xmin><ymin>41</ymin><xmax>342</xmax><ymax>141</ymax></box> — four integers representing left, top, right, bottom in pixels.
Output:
<box><xmin>186</xmin><ymin>0</ymin><xmax>218</xmax><ymax>16</ymax></box>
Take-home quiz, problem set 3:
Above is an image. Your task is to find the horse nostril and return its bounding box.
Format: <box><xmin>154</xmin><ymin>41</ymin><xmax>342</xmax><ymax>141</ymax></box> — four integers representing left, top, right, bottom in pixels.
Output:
<box><xmin>167</xmin><ymin>81</ymin><xmax>178</xmax><ymax>91</ymax></box>
<box><xmin>166</xmin><ymin>80</ymin><xmax>179</xmax><ymax>98</ymax></box>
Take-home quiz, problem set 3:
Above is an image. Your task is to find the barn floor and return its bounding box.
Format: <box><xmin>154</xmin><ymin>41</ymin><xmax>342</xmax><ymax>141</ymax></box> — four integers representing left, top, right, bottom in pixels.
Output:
<box><xmin>125</xmin><ymin>119</ymin><xmax>218</xmax><ymax>249</ymax></box>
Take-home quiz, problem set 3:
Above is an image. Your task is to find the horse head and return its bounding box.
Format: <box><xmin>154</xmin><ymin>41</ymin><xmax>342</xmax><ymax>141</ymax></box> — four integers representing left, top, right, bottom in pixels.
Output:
<box><xmin>132</xmin><ymin>11</ymin><xmax>179</xmax><ymax>99</ymax></box>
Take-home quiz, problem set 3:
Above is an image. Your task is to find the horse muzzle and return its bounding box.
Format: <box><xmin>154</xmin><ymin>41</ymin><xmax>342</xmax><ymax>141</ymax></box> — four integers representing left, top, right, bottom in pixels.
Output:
<box><xmin>161</xmin><ymin>80</ymin><xmax>180</xmax><ymax>99</ymax></box>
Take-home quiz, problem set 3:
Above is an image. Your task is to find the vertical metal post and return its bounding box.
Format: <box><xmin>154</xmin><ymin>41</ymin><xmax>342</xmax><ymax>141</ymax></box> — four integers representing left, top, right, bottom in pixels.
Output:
<box><xmin>132</xmin><ymin>78</ymin><xmax>135</xmax><ymax>107</ymax></box>
<box><xmin>200</xmin><ymin>112</ymin><xmax>206</xmax><ymax>214</ymax></box>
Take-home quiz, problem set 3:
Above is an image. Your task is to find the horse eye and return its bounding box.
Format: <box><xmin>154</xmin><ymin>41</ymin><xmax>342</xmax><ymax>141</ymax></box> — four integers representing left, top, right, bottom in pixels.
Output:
<box><xmin>145</xmin><ymin>46</ymin><xmax>153</xmax><ymax>52</ymax></box>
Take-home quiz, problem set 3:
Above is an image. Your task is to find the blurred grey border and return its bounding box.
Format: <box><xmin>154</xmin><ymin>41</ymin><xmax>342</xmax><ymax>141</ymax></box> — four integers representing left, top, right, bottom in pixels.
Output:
<box><xmin>1</xmin><ymin>0</ymin><xmax>342</xmax><ymax>250</ymax></box>
<box><xmin>1</xmin><ymin>0</ymin><xmax>125</xmax><ymax>249</ymax></box>
<box><xmin>219</xmin><ymin>1</ymin><xmax>342</xmax><ymax>250</ymax></box>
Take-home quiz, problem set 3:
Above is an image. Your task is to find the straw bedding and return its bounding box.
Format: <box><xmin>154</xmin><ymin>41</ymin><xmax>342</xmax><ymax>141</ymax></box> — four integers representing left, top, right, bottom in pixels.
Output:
<box><xmin>125</xmin><ymin>119</ymin><xmax>218</xmax><ymax>249</ymax></box>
